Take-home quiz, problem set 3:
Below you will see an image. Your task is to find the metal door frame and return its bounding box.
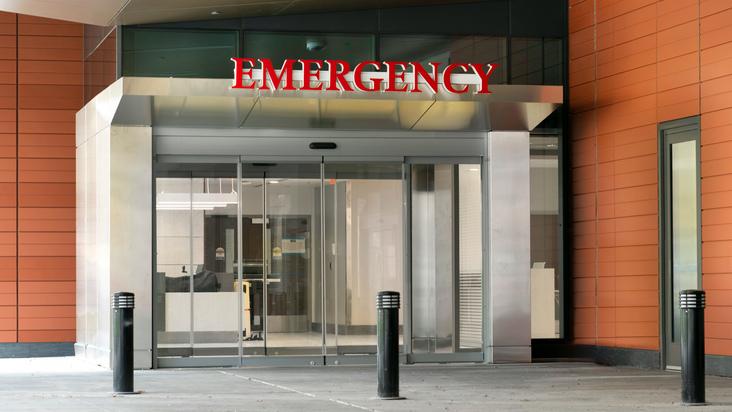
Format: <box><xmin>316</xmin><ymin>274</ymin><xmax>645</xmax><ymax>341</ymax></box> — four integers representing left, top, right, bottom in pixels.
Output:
<box><xmin>405</xmin><ymin>157</ymin><xmax>485</xmax><ymax>364</ymax></box>
<box><xmin>658</xmin><ymin>116</ymin><xmax>701</xmax><ymax>370</ymax></box>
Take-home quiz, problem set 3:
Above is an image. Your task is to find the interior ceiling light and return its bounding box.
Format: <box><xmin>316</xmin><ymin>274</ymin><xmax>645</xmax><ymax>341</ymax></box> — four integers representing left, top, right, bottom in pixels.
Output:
<box><xmin>156</xmin><ymin>192</ymin><xmax>237</xmax><ymax>211</ymax></box>
<box><xmin>210</xmin><ymin>10</ymin><xmax>222</xmax><ymax>15</ymax></box>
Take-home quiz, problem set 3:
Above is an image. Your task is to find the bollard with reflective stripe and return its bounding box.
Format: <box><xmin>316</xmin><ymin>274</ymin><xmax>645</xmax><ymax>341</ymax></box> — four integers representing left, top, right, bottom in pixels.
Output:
<box><xmin>680</xmin><ymin>289</ymin><xmax>705</xmax><ymax>405</ymax></box>
<box><xmin>112</xmin><ymin>292</ymin><xmax>136</xmax><ymax>394</ymax></box>
<box><xmin>376</xmin><ymin>291</ymin><xmax>402</xmax><ymax>400</ymax></box>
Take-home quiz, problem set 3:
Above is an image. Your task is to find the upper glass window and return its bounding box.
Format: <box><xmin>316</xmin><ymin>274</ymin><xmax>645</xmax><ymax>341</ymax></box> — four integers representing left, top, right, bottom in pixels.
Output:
<box><xmin>243</xmin><ymin>32</ymin><xmax>375</xmax><ymax>68</ymax></box>
<box><xmin>510</xmin><ymin>38</ymin><xmax>563</xmax><ymax>86</ymax></box>
<box><xmin>122</xmin><ymin>28</ymin><xmax>239</xmax><ymax>78</ymax></box>
<box><xmin>380</xmin><ymin>35</ymin><xmax>507</xmax><ymax>84</ymax></box>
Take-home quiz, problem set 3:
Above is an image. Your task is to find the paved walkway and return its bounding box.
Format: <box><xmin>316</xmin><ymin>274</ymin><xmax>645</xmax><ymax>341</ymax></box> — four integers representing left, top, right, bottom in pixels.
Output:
<box><xmin>0</xmin><ymin>358</ymin><xmax>731</xmax><ymax>411</ymax></box>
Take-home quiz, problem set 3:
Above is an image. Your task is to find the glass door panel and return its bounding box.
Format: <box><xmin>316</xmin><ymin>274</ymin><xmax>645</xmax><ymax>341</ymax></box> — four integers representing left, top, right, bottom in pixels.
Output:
<box><xmin>155</xmin><ymin>174</ymin><xmax>193</xmax><ymax>357</ymax></box>
<box><xmin>323</xmin><ymin>163</ymin><xmax>405</xmax><ymax>356</ymax></box>
<box><xmin>240</xmin><ymin>169</ymin><xmax>265</xmax><ymax>355</ymax></box>
<box><xmin>411</xmin><ymin>163</ymin><xmax>483</xmax><ymax>354</ymax></box>
<box><xmin>155</xmin><ymin>163</ymin><xmax>240</xmax><ymax>358</ymax></box>
<box><xmin>191</xmin><ymin>168</ymin><xmax>239</xmax><ymax>356</ymax></box>
<box><xmin>244</xmin><ymin>162</ymin><xmax>323</xmax><ymax>356</ymax></box>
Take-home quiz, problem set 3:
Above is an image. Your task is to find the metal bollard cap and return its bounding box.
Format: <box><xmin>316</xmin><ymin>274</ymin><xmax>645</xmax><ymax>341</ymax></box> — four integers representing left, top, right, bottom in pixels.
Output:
<box><xmin>376</xmin><ymin>291</ymin><xmax>400</xmax><ymax>309</ymax></box>
<box><xmin>112</xmin><ymin>292</ymin><xmax>135</xmax><ymax>309</ymax></box>
<box><xmin>680</xmin><ymin>289</ymin><xmax>705</xmax><ymax>309</ymax></box>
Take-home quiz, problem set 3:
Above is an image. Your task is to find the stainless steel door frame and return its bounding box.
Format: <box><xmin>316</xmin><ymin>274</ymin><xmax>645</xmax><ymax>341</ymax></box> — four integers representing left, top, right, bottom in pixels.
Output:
<box><xmin>241</xmin><ymin>157</ymin><xmax>324</xmax><ymax>363</ymax></box>
<box><xmin>405</xmin><ymin>157</ymin><xmax>485</xmax><ymax>364</ymax></box>
<box><xmin>152</xmin><ymin>156</ymin><xmax>243</xmax><ymax>365</ymax></box>
<box><xmin>154</xmin><ymin>144</ymin><xmax>491</xmax><ymax>367</ymax></box>
<box><xmin>321</xmin><ymin>158</ymin><xmax>408</xmax><ymax>362</ymax></box>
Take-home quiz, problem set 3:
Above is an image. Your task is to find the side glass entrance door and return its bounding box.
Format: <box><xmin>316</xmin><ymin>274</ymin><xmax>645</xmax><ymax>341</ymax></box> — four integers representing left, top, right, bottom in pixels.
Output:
<box><xmin>661</xmin><ymin>119</ymin><xmax>701</xmax><ymax>368</ymax></box>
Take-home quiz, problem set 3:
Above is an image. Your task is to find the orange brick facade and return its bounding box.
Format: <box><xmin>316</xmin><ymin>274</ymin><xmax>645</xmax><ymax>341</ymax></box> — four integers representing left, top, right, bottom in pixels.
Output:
<box><xmin>0</xmin><ymin>13</ymin><xmax>81</xmax><ymax>343</ymax></box>
<box><xmin>569</xmin><ymin>0</ymin><xmax>732</xmax><ymax>356</ymax></box>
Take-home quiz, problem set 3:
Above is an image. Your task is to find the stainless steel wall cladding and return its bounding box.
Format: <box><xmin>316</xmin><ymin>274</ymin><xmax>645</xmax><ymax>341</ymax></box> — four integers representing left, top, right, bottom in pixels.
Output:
<box><xmin>680</xmin><ymin>290</ymin><xmax>706</xmax><ymax>309</ymax></box>
<box><xmin>112</xmin><ymin>293</ymin><xmax>135</xmax><ymax>309</ymax></box>
<box><xmin>376</xmin><ymin>292</ymin><xmax>401</xmax><ymax>309</ymax></box>
<box><xmin>486</xmin><ymin>131</ymin><xmax>531</xmax><ymax>363</ymax></box>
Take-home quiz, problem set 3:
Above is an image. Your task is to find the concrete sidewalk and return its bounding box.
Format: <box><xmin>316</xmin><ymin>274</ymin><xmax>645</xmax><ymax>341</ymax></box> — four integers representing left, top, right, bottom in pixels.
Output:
<box><xmin>0</xmin><ymin>359</ymin><xmax>731</xmax><ymax>411</ymax></box>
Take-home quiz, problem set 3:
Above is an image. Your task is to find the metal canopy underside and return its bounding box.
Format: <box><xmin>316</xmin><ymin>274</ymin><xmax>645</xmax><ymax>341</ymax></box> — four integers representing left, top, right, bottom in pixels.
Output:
<box><xmin>101</xmin><ymin>77</ymin><xmax>561</xmax><ymax>133</ymax></box>
<box><xmin>0</xmin><ymin>0</ymin><xmax>490</xmax><ymax>27</ymax></box>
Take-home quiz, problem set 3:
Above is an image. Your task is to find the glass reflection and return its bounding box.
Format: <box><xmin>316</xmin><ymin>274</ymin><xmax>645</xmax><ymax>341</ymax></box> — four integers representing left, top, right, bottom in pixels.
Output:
<box><xmin>671</xmin><ymin>140</ymin><xmax>699</xmax><ymax>342</ymax></box>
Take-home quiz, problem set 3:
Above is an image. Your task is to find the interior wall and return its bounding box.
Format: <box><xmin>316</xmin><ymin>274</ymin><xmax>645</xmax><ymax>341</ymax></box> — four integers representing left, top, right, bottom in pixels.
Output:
<box><xmin>569</xmin><ymin>0</ymin><xmax>732</xmax><ymax>356</ymax></box>
<box><xmin>155</xmin><ymin>178</ymin><xmax>204</xmax><ymax>278</ymax></box>
<box><xmin>345</xmin><ymin>179</ymin><xmax>403</xmax><ymax>326</ymax></box>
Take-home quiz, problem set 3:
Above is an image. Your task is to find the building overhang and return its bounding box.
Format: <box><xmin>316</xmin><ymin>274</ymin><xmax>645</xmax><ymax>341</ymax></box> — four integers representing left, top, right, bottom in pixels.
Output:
<box><xmin>80</xmin><ymin>77</ymin><xmax>562</xmax><ymax>141</ymax></box>
<box><xmin>0</xmin><ymin>0</ymin><xmax>487</xmax><ymax>27</ymax></box>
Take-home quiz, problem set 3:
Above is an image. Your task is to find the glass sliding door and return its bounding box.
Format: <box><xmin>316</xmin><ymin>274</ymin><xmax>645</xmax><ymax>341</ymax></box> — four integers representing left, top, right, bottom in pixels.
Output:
<box><xmin>154</xmin><ymin>156</ymin><xmax>484</xmax><ymax>366</ymax></box>
<box><xmin>155</xmin><ymin>171</ymin><xmax>193</xmax><ymax>357</ymax></box>
<box><xmin>410</xmin><ymin>162</ymin><xmax>483</xmax><ymax>356</ymax></box>
<box><xmin>264</xmin><ymin>163</ymin><xmax>323</xmax><ymax>356</ymax></box>
<box><xmin>155</xmin><ymin>163</ymin><xmax>240</xmax><ymax>358</ymax></box>
<box><xmin>240</xmin><ymin>162</ymin><xmax>324</xmax><ymax>359</ymax></box>
<box><xmin>323</xmin><ymin>163</ymin><xmax>405</xmax><ymax>357</ymax></box>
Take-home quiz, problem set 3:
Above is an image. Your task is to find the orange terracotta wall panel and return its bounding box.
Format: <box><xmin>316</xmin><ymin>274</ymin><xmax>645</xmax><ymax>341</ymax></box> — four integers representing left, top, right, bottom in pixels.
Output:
<box><xmin>699</xmin><ymin>0</ymin><xmax>732</xmax><ymax>357</ymax></box>
<box><xmin>570</xmin><ymin>0</ymin><xmax>732</xmax><ymax>357</ymax></box>
<box><xmin>0</xmin><ymin>12</ymin><xmax>82</xmax><ymax>345</ymax></box>
<box><xmin>569</xmin><ymin>0</ymin><xmax>668</xmax><ymax>352</ymax></box>
<box><xmin>0</xmin><ymin>11</ymin><xmax>14</xmax><ymax>343</ymax></box>
<box><xmin>16</xmin><ymin>14</ymin><xmax>81</xmax><ymax>343</ymax></box>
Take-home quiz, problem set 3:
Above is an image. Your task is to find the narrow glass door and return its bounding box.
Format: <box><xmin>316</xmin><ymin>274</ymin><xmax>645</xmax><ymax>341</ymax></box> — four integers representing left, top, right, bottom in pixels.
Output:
<box><xmin>322</xmin><ymin>163</ymin><xmax>405</xmax><ymax>358</ymax></box>
<box><xmin>662</xmin><ymin>123</ymin><xmax>701</xmax><ymax>368</ymax></box>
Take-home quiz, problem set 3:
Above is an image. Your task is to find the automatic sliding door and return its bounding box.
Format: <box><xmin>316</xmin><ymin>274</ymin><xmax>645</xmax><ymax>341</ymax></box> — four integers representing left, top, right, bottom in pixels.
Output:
<box><xmin>241</xmin><ymin>162</ymin><xmax>323</xmax><ymax>358</ymax></box>
<box><xmin>264</xmin><ymin>163</ymin><xmax>323</xmax><ymax>356</ymax></box>
<box><xmin>323</xmin><ymin>163</ymin><xmax>405</xmax><ymax>356</ymax></box>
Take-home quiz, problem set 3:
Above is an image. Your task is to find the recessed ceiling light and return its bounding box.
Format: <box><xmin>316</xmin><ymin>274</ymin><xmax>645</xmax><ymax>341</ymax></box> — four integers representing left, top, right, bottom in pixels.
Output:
<box><xmin>210</xmin><ymin>10</ymin><xmax>222</xmax><ymax>15</ymax></box>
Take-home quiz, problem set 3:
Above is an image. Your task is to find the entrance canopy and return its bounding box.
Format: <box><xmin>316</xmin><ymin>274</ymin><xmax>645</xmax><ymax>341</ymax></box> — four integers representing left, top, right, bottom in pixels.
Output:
<box><xmin>86</xmin><ymin>77</ymin><xmax>561</xmax><ymax>134</ymax></box>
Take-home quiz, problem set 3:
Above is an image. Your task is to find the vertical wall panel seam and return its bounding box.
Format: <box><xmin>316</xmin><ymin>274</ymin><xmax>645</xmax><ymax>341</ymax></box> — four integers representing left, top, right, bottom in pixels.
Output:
<box><xmin>697</xmin><ymin>0</ymin><xmax>701</xmax><ymax>118</ymax></box>
<box><xmin>696</xmin><ymin>0</ymin><xmax>701</xmax><ymax>282</ymax></box>
<box><xmin>14</xmin><ymin>13</ymin><xmax>18</xmax><ymax>341</ymax></box>
<box><xmin>655</xmin><ymin>0</ymin><xmax>660</xmax><ymax>353</ymax></box>
<box><xmin>592</xmin><ymin>0</ymin><xmax>599</xmax><ymax>346</ymax></box>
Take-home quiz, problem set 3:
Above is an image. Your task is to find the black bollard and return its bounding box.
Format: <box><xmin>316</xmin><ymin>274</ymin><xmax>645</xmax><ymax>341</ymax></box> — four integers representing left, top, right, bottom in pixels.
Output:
<box><xmin>680</xmin><ymin>289</ymin><xmax>705</xmax><ymax>405</ymax></box>
<box><xmin>112</xmin><ymin>292</ymin><xmax>136</xmax><ymax>394</ymax></box>
<box><xmin>376</xmin><ymin>291</ymin><xmax>402</xmax><ymax>400</ymax></box>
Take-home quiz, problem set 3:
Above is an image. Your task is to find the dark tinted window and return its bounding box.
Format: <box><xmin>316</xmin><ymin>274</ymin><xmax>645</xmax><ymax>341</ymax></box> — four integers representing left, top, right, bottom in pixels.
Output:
<box><xmin>380</xmin><ymin>35</ymin><xmax>507</xmax><ymax>84</ymax></box>
<box><xmin>122</xmin><ymin>28</ymin><xmax>239</xmax><ymax>78</ymax></box>
<box><xmin>510</xmin><ymin>38</ymin><xmax>563</xmax><ymax>85</ymax></box>
<box><xmin>243</xmin><ymin>31</ymin><xmax>375</xmax><ymax>68</ymax></box>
